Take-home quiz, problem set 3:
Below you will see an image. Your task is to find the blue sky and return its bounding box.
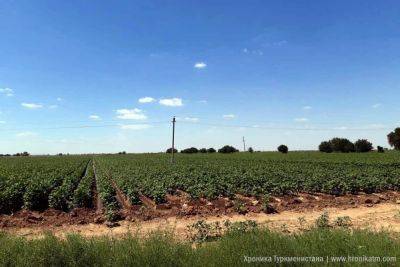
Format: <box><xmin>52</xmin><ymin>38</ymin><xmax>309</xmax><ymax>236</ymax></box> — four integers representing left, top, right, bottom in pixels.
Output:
<box><xmin>0</xmin><ymin>0</ymin><xmax>399</xmax><ymax>154</ymax></box>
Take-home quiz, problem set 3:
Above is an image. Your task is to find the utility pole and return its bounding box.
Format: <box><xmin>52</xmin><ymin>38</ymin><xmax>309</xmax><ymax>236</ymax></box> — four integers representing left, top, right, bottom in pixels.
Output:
<box><xmin>242</xmin><ymin>136</ymin><xmax>246</xmax><ymax>152</ymax></box>
<box><xmin>171</xmin><ymin>116</ymin><xmax>176</xmax><ymax>163</ymax></box>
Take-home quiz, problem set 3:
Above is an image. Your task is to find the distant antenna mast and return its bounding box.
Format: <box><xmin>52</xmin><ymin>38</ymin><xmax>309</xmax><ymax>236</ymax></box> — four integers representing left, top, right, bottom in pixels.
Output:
<box><xmin>242</xmin><ymin>136</ymin><xmax>246</xmax><ymax>152</ymax></box>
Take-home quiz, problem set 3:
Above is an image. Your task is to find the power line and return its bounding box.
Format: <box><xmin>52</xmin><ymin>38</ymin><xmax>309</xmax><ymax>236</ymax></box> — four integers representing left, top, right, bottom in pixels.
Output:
<box><xmin>178</xmin><ymin>121</ymin><xmax>391</xmax><ymax>131</ymax></box>
<box><xmin>0</xmin><ymin>117</ymin><xmax>394</xmax><ymax>133</ymax></box>
<box><xmin>173</xmin><ymin>113</ymin><xmax>399</xmax><ymax>126</ymax></box>
<box><xmin>0</xmin><ymin>121</ymin><xmax>169</xmax><ymax>133</ymax></box>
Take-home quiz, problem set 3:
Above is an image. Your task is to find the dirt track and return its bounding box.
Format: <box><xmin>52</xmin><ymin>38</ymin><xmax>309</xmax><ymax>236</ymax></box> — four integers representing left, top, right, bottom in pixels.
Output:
<box><xmin>3</xmin><ymin>202</ymin><xmax>400</xmax><ymax>239</ymax></box>
<box><xmin>2</xmin><ymin>191</ymin><xmax>400</xmax><ymax>239</ymax></box>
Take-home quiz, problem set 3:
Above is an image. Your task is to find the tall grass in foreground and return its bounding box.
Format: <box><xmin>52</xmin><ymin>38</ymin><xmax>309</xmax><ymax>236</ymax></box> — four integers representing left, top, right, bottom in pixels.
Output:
<box><xmin>0</xmin><ymin>228</ymin><xmax>399</xmax><ymax>266</ymax></box>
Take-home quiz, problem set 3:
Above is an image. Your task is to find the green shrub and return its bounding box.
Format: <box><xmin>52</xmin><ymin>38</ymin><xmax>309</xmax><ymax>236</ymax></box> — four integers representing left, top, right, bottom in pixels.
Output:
<box><xmin>218</xmin><ymin>145</ymin><xmax>239</xmax><ymax>154</ymax></box>
<box><xmin>277</xmin><ymin>145</ymin><xmax>288</xmax><ymax>154</ymax></box>
<box><xmin>354</xmin><ymin>139</ymin><xmax>373</xmax><ymax>153</ymax></box>
<box><xmin>330</xmin><ymin>138</ymin><xmax>355</xmax><ymax>153</ymax></box>
<box><xmin>319</xmin><ymin>141</ymin><xmax>333</xmax><ymax>153</ymax></box>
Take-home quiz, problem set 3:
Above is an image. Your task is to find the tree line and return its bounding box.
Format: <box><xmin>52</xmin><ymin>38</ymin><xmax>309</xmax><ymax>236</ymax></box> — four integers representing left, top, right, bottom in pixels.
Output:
<box><xmin>166</xmin><ymin>146</ymin><xmax>235</xmax><ymax>154</ymax></box>
<box><xmin>318</xmin><ymin>127</ymin><xmax>400</xmax><ymax>153</ymax></box>
<box><xmin>167</xmin><ymin>127</ymin><xmax>400</xmax><ymax>154</ymax></box>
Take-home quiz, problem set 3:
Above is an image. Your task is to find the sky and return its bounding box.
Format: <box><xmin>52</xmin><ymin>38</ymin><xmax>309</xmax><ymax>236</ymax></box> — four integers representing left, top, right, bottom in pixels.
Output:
<box><xmin>0</xmin><ymin>0</ymin><xmax>399</xmax><ymax>154</ymax></box>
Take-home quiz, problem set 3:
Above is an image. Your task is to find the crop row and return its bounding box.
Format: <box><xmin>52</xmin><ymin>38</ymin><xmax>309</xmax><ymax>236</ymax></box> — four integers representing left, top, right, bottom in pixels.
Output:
<box><xmin>93</xmin><ymin>160</ymin><xmax>120</xmax><ymax>220</ymax></box>
<box><xmin>95</xmin><ymin>152</ymin><xmax>400</xmax><ymax>205</ymax></box>
<box><xmin>0</xmin><ymin>156</ymin><xmax>90</xmax><ymax>213</ymax></box>
<box><xmin>1</xmin><ymin>152</ymin><xmax>400</xmax><ymax>216</ymax></box>
<box><xmin>72</xmin><ymin>161</ymin><xmax>95</xmax><ymax>209</ymax></box>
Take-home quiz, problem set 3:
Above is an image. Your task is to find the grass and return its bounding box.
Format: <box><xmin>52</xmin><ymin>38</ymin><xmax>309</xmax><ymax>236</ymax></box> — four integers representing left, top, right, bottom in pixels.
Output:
<box><xmin>0</xmin><ymin>228</ymin><xmax>399</xmax><ymax>266</ymax></box>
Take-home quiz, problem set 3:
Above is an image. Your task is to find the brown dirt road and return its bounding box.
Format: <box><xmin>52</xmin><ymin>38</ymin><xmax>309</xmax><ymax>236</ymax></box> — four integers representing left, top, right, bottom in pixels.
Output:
<box><xmin>4</xmin><ymin>202</ymin><xmax>400</xmax><ymax>240</ymax></box>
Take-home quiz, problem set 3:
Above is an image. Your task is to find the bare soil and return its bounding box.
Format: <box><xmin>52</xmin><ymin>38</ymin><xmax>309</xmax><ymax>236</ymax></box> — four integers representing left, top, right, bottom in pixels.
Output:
<box><xmin>2</xmin><ymin>191</ymin><xmax>400</xmax><ymax>239</ymax></box>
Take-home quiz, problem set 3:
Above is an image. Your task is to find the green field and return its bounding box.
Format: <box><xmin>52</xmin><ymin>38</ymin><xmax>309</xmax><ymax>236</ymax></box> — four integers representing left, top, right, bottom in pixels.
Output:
<box><xmin>1</xmin><ymin>151</ymin><xmax>400</xmax><ymax>216</ymax></box>
<box><xmin>1</xmin><ymin>151</ymin><xmax>400</xmax><ymax>266</ymax></box>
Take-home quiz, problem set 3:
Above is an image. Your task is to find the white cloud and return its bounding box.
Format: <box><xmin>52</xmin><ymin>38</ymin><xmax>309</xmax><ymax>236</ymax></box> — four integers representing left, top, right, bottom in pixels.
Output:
<box><xmin>89</xmin><ymin>115</ymin><xmax>101</xmax><ymax>120</ymax></box>
<box><xmin>0</xmin><ymin>88</ymin><xmax>14</xmax><ymax>97</ymax></box>
<box><xmin>302</xmin><ymin>106</ymin><xmax>312</xmax><ymax>110</ymax></box>
<box><xmin>138</xmin><ymin>97</ymin><xmax>156</xmax><ymax>103</ymax></box>
<box><xmin>363</xmin><ymin>123</ymin><xmax>385</xmax><ymax>130</ymax></box>
<box><xmin>294</xmin><ymin>118</ymin><xmax>309</xmax><ymax>122</ymax></box>
<box><xmin>177</xmin><ymin>117</ymin><xmax>199</xmax><ymax>122</ymax></box>
<box><xmin>194</xmin><ymin>62</ymin><xmax>207</xmax><ymax>69</ymax></box>
<box><xmin>334</xmin><ymin>126</ymin><xmax>348</xmax><ymax>130</ymax></box>
<box><xmin>116</xmin><ymin>108</ymin><xmax>147</xmax><ymax>120</ymax></box>
<box><xmin>0</xmin><ymin>121</ymin><xmax>5</xmax><ymax>124</ymax></box>
<box><xmin>16</xmin><ymin>131</ymin><xmax>37</xmax><ymax>137</ymax></box>
<box><xmin>159</xmin><ymin>98</ymin><xmax>183</xmax><ymax>107</ymax></box>
<box><xmin>120</xmin><ymin>124</ymin><xmax>151</xmax><ymax>130</ymax></box>
<box><xmin>242</xmin><ymin>48</ymin><xmax>263</xmax><ymax>55</ymax></box>
<box><xmin>223</xmin><ymin>114</ymin><xmax>235</xmax><ymax>119</ymax></box>
<box><xmin>185</xmin><ymin>117</ymin><xmax>199</xmax><ymax>122</ymax></box>
<box><xmin>197</xmin><ymin>100</ymin><xmax>207</xmax><ymax>104</ymax></box>
<box><xmin>270</xmin><ymin>40</ymin><xmax>288</xmax><ymax>46</ymax></box>
<box><xmin>372</xmin><ymin>103</ymin><xmax>381</xmax><ymax>109</ymax></box>
<box><xmin>49</xmin><ymin>105</ymin><xmax>58</xmax><ymax>109</ymax></box>
<box><xmin>57</xmin><ymin>97</ymin><xmax>62</xmax><ymax>102</ymax></box>
<box><xmin>21</xmin><ymin>103</ymin><xmax>43</xmax><ymax>109</ymax></box>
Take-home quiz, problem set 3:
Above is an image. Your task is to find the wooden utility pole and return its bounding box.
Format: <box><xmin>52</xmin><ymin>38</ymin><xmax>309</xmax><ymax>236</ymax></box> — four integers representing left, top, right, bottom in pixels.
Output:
<box><xmin>171</xmin><ymin>116</ymin><xmax>176</xmax><ymax>163</ymax></box>
<box><xmin>242</xmin><ymin>136</ymin><xmax>246</xmax><ymax>152</ymax></box>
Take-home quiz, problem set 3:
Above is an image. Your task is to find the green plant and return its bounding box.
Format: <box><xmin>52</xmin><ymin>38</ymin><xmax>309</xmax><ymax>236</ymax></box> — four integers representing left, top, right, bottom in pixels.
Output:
<box><xmin>218</xmin><ymin>145</ymin><xmax>239</xmax><ymax>153</ymax></box>
<box><xmin>277</xmin><ymin>145</ymin><xmax>288</xmax><ymax>153</ymax></box>
<box><xmin>334</xmin><ymin>216</ymin><xmax>352</xmax><ymax>228</ymax></box>
<box><xmin>315</xmin><ymin>212</ymin><xmax>330</xmax><ymax>228</ymax></box>
<box><xmin>354</xmin><ymin>139</ymin><xmax>373</xmax><ymax>153</ymax></box>
<box><xmin>233</xmin><ymin>198</ymin><xmax>248</xmax><ymax>214</ymax></box>
<box><xmin>207</xmin><ymin>148</ymin><xmax>216</xmax><ymax>153</ymax></box>
<box><xmin>319</xmin><ymin>141</ymin><xmax>333</xmax><ymax>153</ymax></box>
<box><xmin>224</xmin><ymin>220</ymin><xmax>258</xmax><ymax>234</ymax></box>
<box><xmin>181</xmin><ymin>147</ymin><xmax>199</xmax><ymax>154</ymax></box>
<box><xmin>187</xmin><ymin>220</ymin><xmax>223</xmax><ymax>243</ymax></box>
<box><xmin>329</xmin><ymin>138</ymin><xmax>355</xmax><ymax>153</ymax></box>
<box><xmin>388</xmin><ymin>128</ymin><xmax>400</xmax><ymax>150</ymax></box>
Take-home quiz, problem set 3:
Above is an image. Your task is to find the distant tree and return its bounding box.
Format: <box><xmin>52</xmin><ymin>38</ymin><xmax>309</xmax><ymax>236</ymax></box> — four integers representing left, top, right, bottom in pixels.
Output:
<box><xmin>181</xmin><ymin>147</ymin><xmax>199</xmax><ymax>154</ymax></box>
<box><xmin>377</xmin><ymin>146</ymin><xmax>385</xmax><ymax>153</ymax></box>
<box><xmin>330</xmin><ymin>138</ymin><xmax>355</xmax><ymax>153</ymax></box>
<box><xmin>248</xmin><ymin>147</ymin><xmax>254</xmax><ymax>153</ymax></box>
<box><xmin>199</xmin><ymin>148</ymin><xmax>207</xmax><ymax>153</ymax></box>
<box><xmin>218</xmin><ymin>145</ymin><xmax>239</xmax><ymax>154</ymax></box>
<box><xmin>166</xmin><ymin>148</ymin><xmax>178</xmax><ymax>154</ymax></box>
<box><xmin>14</xmin><ymin>152</ymin><xmax>30</xmax><ymax>157</ymax></box>
<box><xmin>354</xmin><ymin>139</ymin><xmax>373</xmax><ymax>153</ymax></box>
<box><xmin>118</xmin><ymin>151</ymin><xmax>127</xmax><ymax>155</ymax></box>
<box><xmin>388</xmin><ymin>128</ymin><xmax>400</xmax><ymax>150</ymax></box>
<box><xmin>207</xmin><ymin>148</ymin><xmax>216</xmax><ymax>153</ymax></box>
<box><xmin>319</xmin><ymin>141</ymin><xmax>333</xmax><ymax>153</ymax></box>
<box><xmin>277</xmin><ymin>145</ymin><xmax>288</xmax><ymax>154</ymax></box>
